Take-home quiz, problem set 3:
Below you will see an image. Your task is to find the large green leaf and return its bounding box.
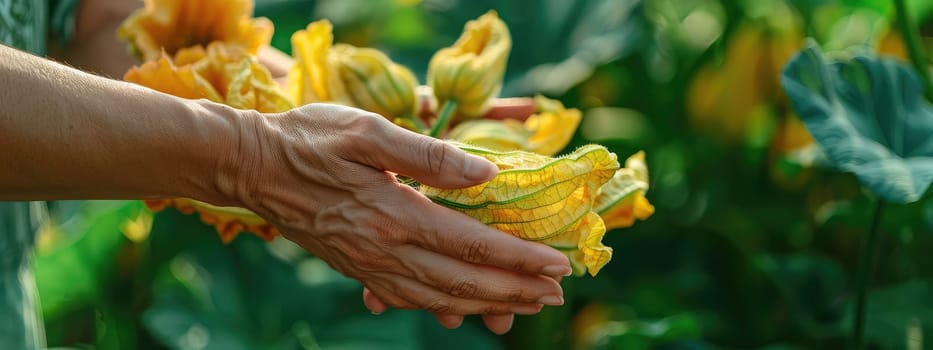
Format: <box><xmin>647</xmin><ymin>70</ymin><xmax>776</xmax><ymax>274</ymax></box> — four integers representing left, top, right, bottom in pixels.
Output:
<box><xmin>781</xmin><ymin>43</ymin><xmax>933</xmax><ymax>204</ymax></box>
<box><xmin>33</xmin><ymin>201</ymin><xmax>142</xmax><ymax>318</ymax></box>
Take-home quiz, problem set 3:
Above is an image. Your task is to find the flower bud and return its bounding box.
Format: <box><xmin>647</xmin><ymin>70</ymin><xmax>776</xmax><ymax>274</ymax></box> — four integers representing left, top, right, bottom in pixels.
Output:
<box><xmin>427</xmin><ymin>11</ymin><xmax>511</xmax><ymax>118</ymax></box>
<box><xmin>330</xmin><ymin>44</ymin><xmax>419</xmax><ymax>118</ymax></box>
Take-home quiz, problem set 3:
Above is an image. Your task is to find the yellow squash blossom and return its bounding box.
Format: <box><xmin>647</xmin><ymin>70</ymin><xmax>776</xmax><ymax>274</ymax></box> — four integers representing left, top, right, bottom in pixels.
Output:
<box><xmin>145</xmin><ymin>199</ymin><xmax>277</xmax><ymax>243</ymax></box>
<box><xmin>594</xmin><ymin>151</ymin><xmax>654</xmax><ymax>230</ymax></box>
<box><xmin>124</xmin><ymin>47</ymin><xmax>222</xmax><ymax>102</ymax></box>
<box><xmin>449</xmin><ymin>95</ymin><xmax>581</xmax><ymax>156</ymax></box>
<box><xmin>427</xmin><ymin>11</ymin><xmax>511</xmax><ymax>118</ymax></box>
<box><xmin>420</xmin><ymin>144</ymin><xmax>620</xmax><ymax>276</ymax></box>
<box><xmin>125</xmin><ymin>42</ymin><xmax>294</xmax><ymax>113</ymax></box>
<box><xmin>330</xmin><ymin>44</ymin><xmax>419</xmax><ymax>118</ymax></box>
<box><xmin>118</xmin><ymin>0</ymin><xmax>273</xmax><ymax>62</ymax></box>
<box><xmin>287</xmin><ymin>19</ymin><xmax>340</xmax><ymax>104</ymax></box>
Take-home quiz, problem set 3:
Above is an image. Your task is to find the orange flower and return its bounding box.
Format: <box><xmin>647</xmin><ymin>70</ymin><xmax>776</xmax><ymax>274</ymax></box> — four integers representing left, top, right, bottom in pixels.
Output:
<box><xmin>118</xmin><ymin>0</ymin><xmax>273</xmax><ymax>62</ymax></box>
<box><xmin>145</xmin><ymin>199</ymin><xmax>277</xmax><ymax>243</ymax></box>
<box><xmin>125</xmin><ymin>42</ymin><xmax>294</xmax><ymax>113</ymax></box>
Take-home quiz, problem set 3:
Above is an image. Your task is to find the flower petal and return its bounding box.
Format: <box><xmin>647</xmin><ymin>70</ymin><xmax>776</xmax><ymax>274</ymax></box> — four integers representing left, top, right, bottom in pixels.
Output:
<box><xmin>594</xmin><ymin>151</ymin><xmax>655</xmax><ymax>230</ymax></box>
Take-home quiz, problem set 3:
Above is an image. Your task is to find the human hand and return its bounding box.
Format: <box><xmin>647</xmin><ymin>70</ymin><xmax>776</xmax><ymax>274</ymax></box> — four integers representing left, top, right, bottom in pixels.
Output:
<box><xmin>218</xmin><ymin>103</ymin><xmax>571</xmax><ymax>318</ymax></box>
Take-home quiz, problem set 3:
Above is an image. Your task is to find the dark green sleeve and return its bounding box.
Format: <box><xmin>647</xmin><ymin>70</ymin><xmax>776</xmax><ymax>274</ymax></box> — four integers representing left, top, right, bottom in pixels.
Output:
<box><xmin>0</xmin><ymin>202</ymin><xmax>44</xmax><ymax>350</ymax></box>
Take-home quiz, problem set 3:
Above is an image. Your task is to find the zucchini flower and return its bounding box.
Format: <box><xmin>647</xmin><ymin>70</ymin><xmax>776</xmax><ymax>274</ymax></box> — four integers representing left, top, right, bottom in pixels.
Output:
<box><xmin>118</xmin><ymin>0</ymin><xmax>273</xmax><ymax>62</ymax></box>
<box><xmin>125</xmin><ymin>42</ymin><xmax>294</xmax><ymax>113</ymax></box>
<box><xmin>420</xmin><ymin>143</ymin><xmax>620</xmax><ymax>276</ymax></box>
<box><xmin>449</xmin><ymin>95</ymin><xmax>581</xmax><ymax>156</ymax></box>
<box><xmin>330</xmin><ymin>44</ymin><xmax>420</xmax><ymax>119</ymax></box>
<box><xmin>428</xmin><ymin>11</ymin><xmax>511</xmax><ymax>118</ymax></box>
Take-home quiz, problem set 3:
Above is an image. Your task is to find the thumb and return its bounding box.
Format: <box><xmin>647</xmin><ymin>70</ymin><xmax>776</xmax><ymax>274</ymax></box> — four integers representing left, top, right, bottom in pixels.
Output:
<box><xmin>363</xmin><ymin>121</ymin><xmax>498</xmax><ymax>189</ymax></box>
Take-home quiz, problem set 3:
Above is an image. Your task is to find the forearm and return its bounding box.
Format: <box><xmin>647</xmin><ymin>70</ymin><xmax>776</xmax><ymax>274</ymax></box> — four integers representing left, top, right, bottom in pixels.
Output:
<box><xmin>0</xmin><ymin>44</ymin><xmax>243</xmax><ymax>203</ymax></box>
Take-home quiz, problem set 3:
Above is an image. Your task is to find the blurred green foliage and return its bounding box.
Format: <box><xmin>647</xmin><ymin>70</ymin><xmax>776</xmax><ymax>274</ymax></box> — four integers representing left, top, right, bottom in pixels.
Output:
<box><xmin>33</xmin><ymin>0</ymin><xmax>933</xmax><ymax>349</ymax></box>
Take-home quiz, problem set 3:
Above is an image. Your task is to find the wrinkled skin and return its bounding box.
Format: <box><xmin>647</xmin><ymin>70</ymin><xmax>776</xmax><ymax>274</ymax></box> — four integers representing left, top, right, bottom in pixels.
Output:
<box><xmin>226</xmin><ymin>104</ymin><xmax>571</xmax><ymax>331</ymax></box>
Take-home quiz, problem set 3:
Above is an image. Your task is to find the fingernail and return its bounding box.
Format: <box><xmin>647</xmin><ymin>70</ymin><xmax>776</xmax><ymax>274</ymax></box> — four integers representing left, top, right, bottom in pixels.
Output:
<box><xmin>463</xmin><ymin>154</ymin><xmax>498</xmax><ymax>182</ymax></box>
<box><xmin>538</xmin><ymin>295</ymin><xmax>564</xmax><ymax>306</ymax></box>
<box><xmin>513</xmin><ymin>305</ymin><xmax>543</xmax><ymax>315</ymax></box>
<box><xmin>541</xmin><ymin>265</ymin><xmax>573</xmax><ymax>277</ymax></box>
<box><xmin>371</xmin><ymin>310</ymin><xmax>383</xmax><ymax>316</ymax></box>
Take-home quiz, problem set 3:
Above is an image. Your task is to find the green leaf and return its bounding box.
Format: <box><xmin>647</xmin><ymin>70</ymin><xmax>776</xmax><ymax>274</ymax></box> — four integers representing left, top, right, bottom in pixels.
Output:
<box><xmin>34</xmin><ymin>201</ymin><xmax>141</xmax><ymax>318</ymax></box>
<box><xmin>781</xmin><ymin>42</ymin><xmax>933</xmax><ymax>204</ymax></box>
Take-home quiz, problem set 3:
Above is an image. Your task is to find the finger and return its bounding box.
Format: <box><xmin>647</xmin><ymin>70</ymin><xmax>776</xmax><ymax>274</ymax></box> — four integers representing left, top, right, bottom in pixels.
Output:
<box><xmin>411</xmin><ymin>205</ymin><xmax>573</xmax><ymax>278</ymax></box>
<box><xmin>258</xmin><ymin>46</ymin><xmax>294</xmax><ymax>79</ymax></box>
<box><xmin>358</xmin><ymin>118</ymin><xmax>498</xmax><ymax>188</ymax></box>
<box><xmin>433</xmin><ymin>314</ymin><xmax>465</xmax><ymax>329</ymax></box>
<box><xmin>482</xmin><ymin>314</ymin><xmax>515</xmax><ymax>335</ymax></box>
<box><xmin>362</xmin><ymin>287</ymin><xmax>388</xmax><ymax>315</ymax></box>
<box><xmin>398</xmin><ymin>245</ymin><xmax>564</xmax><ymax>305</ymax></box>
<box><xmin>483</xmin><ymin>97</ymin><xmax>535</xmax><ymax>121</ymax></box>
<box><xmin>370</xmin><ymin>274</ymin><xmax>544</xmax><ymax>316</ymax></box>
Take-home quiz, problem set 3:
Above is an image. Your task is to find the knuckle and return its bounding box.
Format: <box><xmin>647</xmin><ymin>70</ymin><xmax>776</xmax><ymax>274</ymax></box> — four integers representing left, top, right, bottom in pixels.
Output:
<box><xmin>509</xmin><ymin>255</ymin><xmax>528</xmax><ymax>272</ymax></box>
<box><xmin>347</xmin><ymin>112</ymin><xmax>387</xmax><ymax>150</ymax></box>
<box><xmin>447</xmin><ymin>277</ymin><xmax>479</xmax><ymax>298</ymax></box>
<box><xmin>355</xmin><ymin>254</ymin><xmax>393</xmax><ymax>272</ymax></box>
<box><xmin>424</xmin><ymin>138</ymin><xmax>449</xmax><ymax>176</ymax></box>
<box><xmin>506</xmin><ymin>288</ymin><xmax>528</xmax><ymax>303</ymax></box>
<box><xmin>425</xmin><ymin>300</ymin><xmax>453</xmax><ymax>314</ymax></box>
<box><xmin>482</xmin><ymin>304</ymin><xmax>512</xmax><ymax>315</ymax></box>
<box><xmin>462</xmin><ymin>238</ymin><xmax>492</xmax><ymax>263</ymax></box>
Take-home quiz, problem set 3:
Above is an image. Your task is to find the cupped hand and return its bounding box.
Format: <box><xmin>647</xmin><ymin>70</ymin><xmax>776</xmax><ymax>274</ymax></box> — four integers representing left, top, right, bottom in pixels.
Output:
<box><xmin>222</xmin><ymin>103</ymin><xmax>571</xmax><ymax>317</ymax></box>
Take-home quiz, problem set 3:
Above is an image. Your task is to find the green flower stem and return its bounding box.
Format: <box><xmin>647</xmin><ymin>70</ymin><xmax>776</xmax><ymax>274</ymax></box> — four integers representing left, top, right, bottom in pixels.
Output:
<box><xmin>894</xmin><ymin>0</ymin><xmax>933</xmax><ymax>102</ymax></box>
<box><xmin>852</xmin><ymin>199</ymin><xmax>886</xmax><ymax>350</ymax></box>
<box><xmin>428</xmin><ymin>100</ymin><xmax>458</xmax><ymax>138</ymax></box>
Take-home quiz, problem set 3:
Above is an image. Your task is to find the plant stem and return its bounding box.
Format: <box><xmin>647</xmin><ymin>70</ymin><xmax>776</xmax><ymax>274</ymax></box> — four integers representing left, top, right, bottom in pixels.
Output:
<box><xmin>852</xmin><ymin>199</ymin><xmax>886</xmax><ymax>350</ymax></box>
<box><xmin>894</xmin><ymin>0</ymin><xmax>933</xmax><ymax>102</ymax></box>
<box><xmin>428</xmin><ymin>100</ymin><xmax>458</xmax><ymax>138</ymax></box>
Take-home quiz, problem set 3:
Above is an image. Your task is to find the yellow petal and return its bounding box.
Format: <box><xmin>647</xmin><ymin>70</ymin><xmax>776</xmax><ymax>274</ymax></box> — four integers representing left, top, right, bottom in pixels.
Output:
<box><xmin>118</xmin><ymin>0</ymin><xmax>273</xmax><ymax>62</ymax></box>
<box><xmin>421</xmin><ymin>143</ymin><xmax>619</xmax><ymax>276</ymax></box>
<box><xmin>287</xmin><ymin>20</ymin><xmax>340</xmax><ymax>104</ymax></box>
<box><xmin>525</xmin><ymin>95</ymin><xmax>582</xmax><ymax>156</ymax></box>
<box><xmin>448</xmin><ymin>95</ymin><xmax>580</xmax><ymax>156</ymax></box>
<box><xmin>448</xmin><ymin>119</ymin><xmax>530</xmax><ymax>151</ymax></box>
<box><xmin>594</xmin><ymin>151</ymin><xmax>655</xmax><ymax>230</ymax></box>
<box><xmin>125</xmin><ymin>42</ymin><xmax>294</xmax><ymax>113</ymax></box>
<box><xmin>145</xmin><ymin>199</ymin><xmax>278</xmax><ymax>243</ymax></box>
<box><xmin>427</xmin><ymin>11</ymin><xmax>511</xmax><ymax>118</ymax></box>
<box><xmin>124</xmin><ymin>54</ymin><xmax>224</xmax><ymax>102</ymax></box>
